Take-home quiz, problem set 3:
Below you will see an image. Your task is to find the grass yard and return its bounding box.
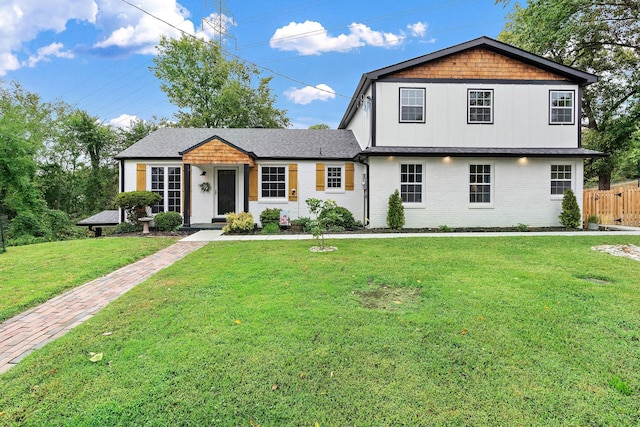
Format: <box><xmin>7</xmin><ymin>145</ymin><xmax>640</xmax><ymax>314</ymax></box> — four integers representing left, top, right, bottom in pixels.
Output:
<box><xmin>0</xmin><ymin>237</ymin><xmax>178</xmax><ymax>323</ymax></box>
<box><xmin>1</xmin><ymin>235</ymin><xmax>639</xmax><ymax>426</ymax></box>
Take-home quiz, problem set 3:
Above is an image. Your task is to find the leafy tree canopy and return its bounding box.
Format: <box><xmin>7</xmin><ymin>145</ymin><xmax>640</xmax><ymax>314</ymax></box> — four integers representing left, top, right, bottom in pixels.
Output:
<box><xmin>498</xmin><ymin>0</ymin><xmax>640</xmax><ymax>188</ymax></box>
<box><xmin>152</xmin><ymin>35</ymin><xmax>290</xmax><ymax>129</ymax></box>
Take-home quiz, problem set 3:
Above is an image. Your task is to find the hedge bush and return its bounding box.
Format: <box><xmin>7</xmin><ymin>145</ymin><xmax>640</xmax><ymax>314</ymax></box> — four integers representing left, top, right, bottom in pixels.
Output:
<box><xmin>259</xmin><ymin>208</ymin><xmax>281</xmax><ymax>226</ymax></box>
<box><xmin>223</xmin><ymin>212</ymin><xmax>255</xmax><ymax>233</ymax></box>
<box><xmin>153</xmin><ymin>212</ymin><xmax>183</xmax><ymax>231</ymax></box>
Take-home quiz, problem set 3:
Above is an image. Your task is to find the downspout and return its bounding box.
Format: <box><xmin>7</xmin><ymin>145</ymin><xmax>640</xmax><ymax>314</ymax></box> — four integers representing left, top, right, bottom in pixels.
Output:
<box><xmin>119</xmin><ymin>159</ymin><xmax>125</xmax><ymax>223</ymax></box>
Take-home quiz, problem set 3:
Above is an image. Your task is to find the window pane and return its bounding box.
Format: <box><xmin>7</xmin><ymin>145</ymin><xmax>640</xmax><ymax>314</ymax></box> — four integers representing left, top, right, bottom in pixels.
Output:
<box><xmin>400</xmin><ymin>164</ymin><xmax>423</xmax><ymax>203</ymax></box>
<box><xmin>400</xmin><ymin>88</ymin><xmax>425</xmax><ymax>122</ymax></box>
<box><xmin>468</xmin><ymin>90</ymin><xmax>493</xmax><ymax>123</ymax></box>
<box><xmin>550</xmin><ymin>91</ymin><xmax>574</xmax><ymax>123</ymax></box>
<box><xmin>550</xmin><ymin>164</ymin><xmax>572</xmax><ymax>195</ymax></box>
<box><xmin>261</xmin><ymin>166</ymin><xmax>286</xmax><ymax>198</ymax></box>
<box><xmin>327</xmin><ymin>166</ymin><xmax>342</xmax><ymax>189</ymax></box>
<box><xmin>469</xmin><ymin>164</ymin><xmax>491</xmax><ymax>203</ymax></box>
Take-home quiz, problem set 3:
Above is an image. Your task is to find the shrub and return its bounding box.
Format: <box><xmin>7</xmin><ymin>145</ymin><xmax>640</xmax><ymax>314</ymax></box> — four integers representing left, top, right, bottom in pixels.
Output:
<box><xmin>292</xmin><ymin>217</ymin><xmax>312</xmax><ymax>232</ymax></box>
<box><xmin>319</xmin><ymin>205</ymin><xmax>359</xmax><ymax>229</ymax></box>
<box><xmin>114</xmin><ymin>222</ymin><xmax>142</xmax><ymax>234</ymax></box>
<box><xmin>260</xmin><ymin>223</ymin><xmax>280</xmax><ymax>234</ymax></box>
<box><xmin>153</xmin><ymin>212</ymin><xmax>183</xmax><ymax>231</ymax></box>
<box><xmin>43</xmin><ymin>209</ymin><xmax>74</xmax><ymax>240</ymax></box>
<box><xmin>8</xmin><ymin>211</ymin><xmax>48</xmax><ymax>239</ymax></box>
<box><xmin>387</xmin><ymin>190</ymin><xmax>405</xmax><ymax>229</ymax></box>
<box><xmin>259</xmin><ymin>208</ymin><xmax>281</xmax><ymax>226</ymax></box>
<box><xmin>558</xmin><ymin>189</ymin><xmax>581</xmax><ymax>228</ymax></box>
<box><xmin>223</xmin><ymin>212</ymin><xmax>255</xmax><ymax>233</ymax></box>
<box><xmin>114</xmin><ymin>191</ymin><xmax>161</xmax><ymax>224</ymax></box>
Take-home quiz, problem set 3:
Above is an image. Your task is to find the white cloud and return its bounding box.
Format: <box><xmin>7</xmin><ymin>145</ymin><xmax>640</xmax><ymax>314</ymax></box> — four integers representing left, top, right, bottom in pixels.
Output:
<box><xmin>270</xmin><ymin>21</ymin><xmax>406</xmax><ymax>55</ymax></box>
<box><xmin>0</xmin><ymin>0</ymin><xmax>97</xmax><ymax>75</ymax></box>
<box><xmin>93</xmin><ymin>0</ymin><xmax>200</xmax><ymax>54</ymax></box>
<box><xmin>26</xmin><ymin>43</ymin><xmax>74</xmax><ymax>68</ymax></box>
<box><xmin>408</xmin><ymin>22</ymin><xmax>427</xmax><ymax>38</ymax></box>
<box><xmin>284</xmin><ymin>84</ymin><xmax>336</xmax><ymax>105</ymax></box>
<box><xmin>108</xmin><ymin>113</ymin><xmax>140</xmax><ymax>129</ymax></box>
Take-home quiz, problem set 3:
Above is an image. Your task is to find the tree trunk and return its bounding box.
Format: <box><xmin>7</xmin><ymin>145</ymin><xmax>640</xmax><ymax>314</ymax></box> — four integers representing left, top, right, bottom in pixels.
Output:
<box><xmin>598</xmin><ymin>173</ymin><xmax>611</xmax><ymax>190</ymax></box>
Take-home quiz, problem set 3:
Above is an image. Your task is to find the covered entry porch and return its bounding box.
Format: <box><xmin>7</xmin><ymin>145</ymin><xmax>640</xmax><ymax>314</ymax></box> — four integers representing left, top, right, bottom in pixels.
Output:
<box><xmin>180</xmin><ymin>137</ymin><xmax>256</xmax><ymax>228</ymax></box>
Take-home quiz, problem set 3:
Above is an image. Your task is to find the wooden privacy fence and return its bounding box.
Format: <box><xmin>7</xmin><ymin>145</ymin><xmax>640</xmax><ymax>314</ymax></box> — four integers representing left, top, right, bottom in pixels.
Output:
<box><xmin>583</xmin><ymin>187</ymin><xmax>640</xmax><ymax>226</ymax></box>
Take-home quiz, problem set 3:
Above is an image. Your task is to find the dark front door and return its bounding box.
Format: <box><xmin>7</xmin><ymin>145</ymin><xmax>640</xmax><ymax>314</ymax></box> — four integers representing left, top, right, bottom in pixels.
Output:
<box><xmin>217</xmin><ymin>169</ymin><xmax>236</xmax><ymax>215</ymax></box>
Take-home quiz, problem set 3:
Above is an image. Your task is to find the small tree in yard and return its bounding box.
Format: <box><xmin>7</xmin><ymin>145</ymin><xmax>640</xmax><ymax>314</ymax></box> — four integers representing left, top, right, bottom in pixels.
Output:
<box><xmin>559</xmin><ymin>189</ymin><xmax>581</xmax><ymax>228</ymax></box>
<box><xmin>114</xmin><ymin>191</ymin><xmax>161</xmax><ymax>225</ymax></box>
<box><xmin>306</xmin><ymin>198</ymin><xmax>340</xmax><ymax>250</ymax></box>
<box><xmin>387</xmin><ymin>190</ymin><xmax>405</xmax><ymax>230</ymax></box>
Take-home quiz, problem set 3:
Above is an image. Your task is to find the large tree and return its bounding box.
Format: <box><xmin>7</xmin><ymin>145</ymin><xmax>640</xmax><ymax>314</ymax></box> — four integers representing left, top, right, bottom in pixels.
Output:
<box><xmin>0</xmin><ymin>82</ymin><xmax>50</xmax><ymax>218</ymax></box>
<box><xmin>152</xmin><ymin>35</ymin><xmax>290</xmax><ymax>128</ymax></box>
<box><xmin>498</xmin><ymin>0</ymin><xmax>640</xmax><ymax>188</ymax></box>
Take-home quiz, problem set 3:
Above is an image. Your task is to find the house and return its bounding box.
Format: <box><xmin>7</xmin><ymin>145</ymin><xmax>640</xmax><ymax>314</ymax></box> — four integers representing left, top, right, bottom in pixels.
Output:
<box><xmin>115</xmin><ymin>36</ymin><xmax>602</xmax><ymax>229</ymax></box>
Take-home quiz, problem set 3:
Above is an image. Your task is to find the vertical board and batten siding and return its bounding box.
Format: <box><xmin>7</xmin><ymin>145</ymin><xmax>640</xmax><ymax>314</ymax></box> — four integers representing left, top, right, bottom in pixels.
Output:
<box><xmin>583</xmin><ymin>187</ymin><xmax>640</xmax><ymax>226</ymax></box>
<box><xmin>367</xmin><ymin>156</ymin><xmax>583</xmax><ymax>229</ymax></box>
<box><xmin>374</xmin><ymin>47</ymin><xmax>578</xmax><ymax>149</ymax></box>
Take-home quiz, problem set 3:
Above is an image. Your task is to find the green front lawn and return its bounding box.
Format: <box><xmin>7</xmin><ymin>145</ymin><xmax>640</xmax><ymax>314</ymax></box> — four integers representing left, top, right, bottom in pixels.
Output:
<box><xmin>1</xmin><ymin>236</ymin><xmax>639</xmax><ymax>426</ymax></box>
<box><xmin>0</xmin><ymin>237</ymin><xmax>178</xmax><ymax>323</ymax></box>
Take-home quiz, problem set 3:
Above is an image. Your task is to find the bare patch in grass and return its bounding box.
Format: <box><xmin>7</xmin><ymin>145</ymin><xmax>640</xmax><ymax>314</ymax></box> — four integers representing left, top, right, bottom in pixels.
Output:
<box><xmin>354</xmin><ymin>285</ymin><xmax>421</xmax><ymax>311</ymax></box>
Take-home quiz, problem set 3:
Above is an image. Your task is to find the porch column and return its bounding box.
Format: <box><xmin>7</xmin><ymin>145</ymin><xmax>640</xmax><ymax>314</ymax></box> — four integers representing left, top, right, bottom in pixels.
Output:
<box><xmin>183</xmin><ymin>163</ymin><xmax>191</xmax><ymax>227</ymax></box>
<box><xmin>243</xmin><ymin>164</ymin><xmax>250</xmax><ymax>212</ymax></box>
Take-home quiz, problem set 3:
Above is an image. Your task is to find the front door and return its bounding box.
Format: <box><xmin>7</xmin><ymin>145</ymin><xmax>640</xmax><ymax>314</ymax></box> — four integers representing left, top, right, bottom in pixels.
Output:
<box><xmin>217</xmin><ymin>169</ymin><xmax>236</xmax><ymax>216</ymax></box>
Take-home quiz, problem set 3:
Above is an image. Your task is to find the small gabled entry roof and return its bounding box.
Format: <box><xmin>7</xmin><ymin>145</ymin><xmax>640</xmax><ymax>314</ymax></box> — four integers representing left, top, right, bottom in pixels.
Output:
<box><xmin>339</xmin><ymin>36</ymin><xmax>598</xmax><ymax>128</ymax></box>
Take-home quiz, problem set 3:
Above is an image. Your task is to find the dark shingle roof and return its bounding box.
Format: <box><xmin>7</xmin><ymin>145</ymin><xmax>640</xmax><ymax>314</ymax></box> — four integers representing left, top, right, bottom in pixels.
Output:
<box><xmin>115</xmin><ymin>128</ymin><xmax>362</xmax><ymax>160</ymax></box>
<box><xmin>358</xmin><ymin>146</ymin><xmax>606</xmax><ymax>158</ymax></box>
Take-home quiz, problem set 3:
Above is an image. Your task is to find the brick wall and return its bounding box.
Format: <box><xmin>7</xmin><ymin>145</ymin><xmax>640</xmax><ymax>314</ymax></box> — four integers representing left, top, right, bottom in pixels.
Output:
<box><xmin>390</xmin><ymin>47</ymin><xmax>568</xmax><ymax>81</ymax></box>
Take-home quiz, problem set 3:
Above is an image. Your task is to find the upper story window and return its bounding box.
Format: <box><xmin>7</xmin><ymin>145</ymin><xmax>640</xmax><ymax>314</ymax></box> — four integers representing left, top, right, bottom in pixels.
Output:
<box><xmin>326</xmin><ymin>166</ymin><xmax>343</xmax><ymax>190</ymax></box>
<box><xmin>150</xmin><ymin>166</ymin><xmax>181</xmax><ymax>214</ymax></box>
<box><xmin>400</xmin><ymin>164</ymin><xmax>423</xmax><ymax>203</ymax></box>
<box><xmin>550</xmin><ymin>90</ymin><xmax>575</xmax><ymax>124</ymax></box>
<box><xmin>469</xmin><ymin>164</ymin><xmax>492</xmax><ymax>204</ymax></box>
<box><xmin>468</xmin><ymin>89</ymin><xmax>493</xmax><ymax>124</ymax></box>
<box><xmin>399</xmin><ymin>88</ymin><xmax>425</xmax><ymax>123</ymax></box>
<box><xmin>550</xmin><ymin>165</ymin><xmax>572</xmax><ymax>195</ymax></box>
<box><xmin>261</xmin><ymin>166</ymin><xmax>286</xmax><ymax>199</ymax></box>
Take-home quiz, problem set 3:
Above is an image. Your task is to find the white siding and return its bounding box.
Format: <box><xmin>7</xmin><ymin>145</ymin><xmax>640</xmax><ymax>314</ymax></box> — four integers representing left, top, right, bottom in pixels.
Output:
<box><xmin>375</xmin><ymin>82</ymin><xmax>579</xmax><ymax>148</ymax></box>
<box><xmin>249</xmin><ymin>161</ymin><xmax>366</xmax><ymax>226</ymax></box>
<box><xmin>368</xmin><ymin>156</ymin><xmax>583</xmax><ymax>228</ymax></box>
<box><xmin>345</xmin><ymin>87</ymin><xmax>373</xmax><ymax>150</ymax></box>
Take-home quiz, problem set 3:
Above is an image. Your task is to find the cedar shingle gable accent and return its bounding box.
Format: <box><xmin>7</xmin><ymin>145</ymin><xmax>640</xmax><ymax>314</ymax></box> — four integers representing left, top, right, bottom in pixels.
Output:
<box><xmin>181</xmin><ymin>138</ymin><xmax>256</xmax><ymax>166</ymax></box>
<box><xmin>388</xmin><ymin>47</ymin><xmax>569</xmax><ymax>81</ymax></box>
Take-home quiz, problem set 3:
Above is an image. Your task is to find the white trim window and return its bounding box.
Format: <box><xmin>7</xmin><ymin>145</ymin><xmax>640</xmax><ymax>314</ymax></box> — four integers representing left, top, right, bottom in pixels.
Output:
<box><xmin>400</xmin><ymin>164</ymin><xmax>423</xmax><ymax>203</ymax></box>
<box><xmin>468</xmin><ymin>89</ymin><xmax>493</xmax><ymax>123</ymax></box>
<box><xmin>151</xmin><ymin>166</ymin><xmax>181</xmax><ymax>214</ymax></box>
<box><xmin>550</xmin><ymin>164</ymin><xmax>572</xmax><ymax>195</ymax></box>
<box><xmin>399</xmin><ymin>88</ymin><xmax>425</xmax><ymax>123</ymax></box>
<box><xmin>260</xmin><ymin>165</ymin><xmax>286</xmax><ymax>199</ymax></box>
<box><xmin>469</xmin><ymin>164</ymin><xmax>492</xmax><ymax>204</ymax></box>
<box><xmin>326</xmin><ymin>165</ymin><xmax>344</xmax><ymax>191</ymax></box>
<box><xmin>550</xmin><ymin>90</ymin><xmax>575</xmax><ymax>124</ymax></box>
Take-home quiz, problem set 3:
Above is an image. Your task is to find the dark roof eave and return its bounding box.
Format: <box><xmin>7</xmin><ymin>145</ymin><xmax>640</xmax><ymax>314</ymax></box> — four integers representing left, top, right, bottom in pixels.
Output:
<box><xmin>357</xmin><ymin>147</ymin><xmax>607</xmax><ymax>159</ymax></box>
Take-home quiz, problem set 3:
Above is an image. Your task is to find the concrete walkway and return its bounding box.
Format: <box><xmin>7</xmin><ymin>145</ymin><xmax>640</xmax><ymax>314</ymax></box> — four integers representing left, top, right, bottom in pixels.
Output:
<box><xmin>0</xmin><ymin>240</ymin><xmax>207</xmax><ymax>374</ymax></box>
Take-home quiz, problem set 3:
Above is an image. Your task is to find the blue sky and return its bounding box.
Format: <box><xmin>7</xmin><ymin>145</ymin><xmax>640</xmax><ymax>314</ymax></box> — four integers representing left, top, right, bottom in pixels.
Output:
<box><xmin>0</xmin><ymin>0</ymin><xmax>515</xmax><ymax>129</ymax></box>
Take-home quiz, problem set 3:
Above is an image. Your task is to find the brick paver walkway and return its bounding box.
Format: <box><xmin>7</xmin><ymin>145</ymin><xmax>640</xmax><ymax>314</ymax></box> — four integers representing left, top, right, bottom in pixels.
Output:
<box><xmin>0</xmin><ymin>241</ymin><xmax>207</xmax><ymax>374</ymax></box>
